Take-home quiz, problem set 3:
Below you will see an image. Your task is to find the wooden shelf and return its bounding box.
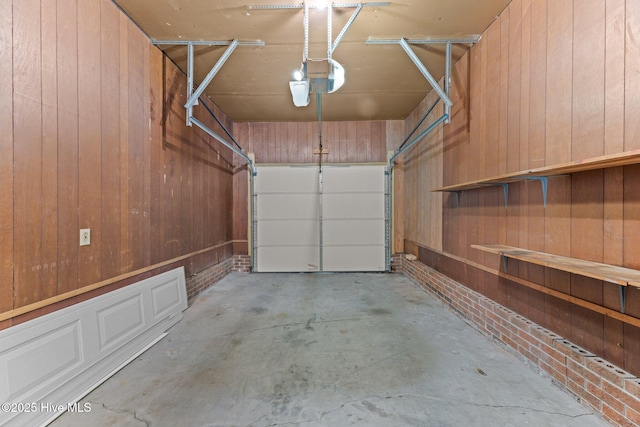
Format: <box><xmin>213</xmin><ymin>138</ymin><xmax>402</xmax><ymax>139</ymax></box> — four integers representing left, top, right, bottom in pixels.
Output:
<box><xmin>432</xmin><ymin>150</ymin><xmax>640</xmax><ymax>206</ymax></box>
<box><xmin>472</xmin><ymin>244</ymin><xmax>640</xmax><ymax>313</ymax></box>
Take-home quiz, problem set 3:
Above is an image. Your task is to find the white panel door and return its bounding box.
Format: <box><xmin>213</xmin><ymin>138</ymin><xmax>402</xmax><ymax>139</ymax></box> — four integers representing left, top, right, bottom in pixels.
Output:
<box><xmin>255</xmin><ymin>166</ymin><xmax>320</xmax><ymax>272</ymax></box>
<box><xmin>322</xmin><ymin>165</ymin><xmax>386</xmax><ymax>271</ymax></box>
<box><xmin>254</xmin><ymin>164</ymin><xmax>386</xmax><ymax>272</ymax></box>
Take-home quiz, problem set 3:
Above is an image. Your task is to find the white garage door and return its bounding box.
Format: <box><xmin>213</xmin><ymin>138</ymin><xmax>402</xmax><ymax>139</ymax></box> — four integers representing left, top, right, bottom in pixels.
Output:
<box><xmin>254</xmin><ymin>164</ymin><xmax>387</xmax><ymax>272</ymax></box>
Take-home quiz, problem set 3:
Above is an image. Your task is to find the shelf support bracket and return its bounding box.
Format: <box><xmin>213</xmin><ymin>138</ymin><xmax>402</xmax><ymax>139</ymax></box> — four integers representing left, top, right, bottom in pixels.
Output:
<box><xmin>497</xmin><ymin>183</ymin><xmax>509</xmax><ymax>207</ymax></box>
<box><xmin>619</xmin><ymin>285</ymin><xmax>627</xmax><ymax>314</ymax></box>
<box><xmin>525</xmin><ymin>176</ymin><xmax>548</xmax><ymax>208</ymax></box>
<box><xmin>452</xmin><ymin>190</ymin><xmax>461</xmax><ymax>207</ymax></box>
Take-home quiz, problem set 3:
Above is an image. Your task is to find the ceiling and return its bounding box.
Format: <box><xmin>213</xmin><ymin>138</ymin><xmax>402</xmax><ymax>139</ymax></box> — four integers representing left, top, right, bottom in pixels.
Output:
<box><xmin>113</xmin><ymin>0</ymin><xmax>511</xmax><ymax>122</ymax></box>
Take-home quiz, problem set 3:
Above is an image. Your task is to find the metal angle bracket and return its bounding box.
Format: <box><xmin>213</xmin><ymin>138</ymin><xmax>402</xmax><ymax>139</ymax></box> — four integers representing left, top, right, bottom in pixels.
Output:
<box><xmin>487</xmin><ymin>183</ymin><xmax>509</xmax><ymax>208</ymax></box>
<box><xmin>246</xmin><ymin>2</ymin><xmax>390</xmax><ymax>10</ymax></box>
<box><xmin>514</xmin><ymin>176</ymin><xmax>549</xmax><ymax>208</ymax></box>
<box><xmin>619</xmin><ymin>285</ymin><xmax>627</xmax><ymax>314</ymax></box>
<box><xmin>152</xmin><ymin>39</ymin><xmax>265</xmax><ymax>125</ymax></box>
<box><xmin>366</xmin><ymin>36</ymin><xmax>479</xmax><ymax>124</ymax></box>
<box><xmin>450</xmin><ymin>190</ymin><xmax>462</xmax><ymax>207</ymax></box>
<box><xmin>525</xmin><ymin>176</ymin><xmax>548</xmax><ymax>208</ymax></box>
<box><xmin>246</xmin><ymin>2</ymin><xmax>389</xmax><ymax>57</ymax></box>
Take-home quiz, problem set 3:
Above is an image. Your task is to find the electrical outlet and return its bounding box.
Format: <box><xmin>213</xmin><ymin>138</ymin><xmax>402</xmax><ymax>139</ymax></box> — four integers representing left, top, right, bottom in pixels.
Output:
<box><xmin>80</xmin><ymin>228</ymin><xmax>91</xmax><ymax>246</ymax></box>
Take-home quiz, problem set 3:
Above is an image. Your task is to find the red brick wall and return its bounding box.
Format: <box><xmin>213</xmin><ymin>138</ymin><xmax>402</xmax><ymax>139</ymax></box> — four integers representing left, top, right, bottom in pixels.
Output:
<box><xmin>397</xmin><ymin>255</ymin><xmax>640</xmax><ymax>427</ymax></box>
<box><xmin>185</xmin><ymin>255</ymin><xmax>252</xmax><ymax>304</ymax></box>
<box><xmin>232</xmin><ymin>255</ymin><xmax>252</xmax><ymax>273</ymax></box>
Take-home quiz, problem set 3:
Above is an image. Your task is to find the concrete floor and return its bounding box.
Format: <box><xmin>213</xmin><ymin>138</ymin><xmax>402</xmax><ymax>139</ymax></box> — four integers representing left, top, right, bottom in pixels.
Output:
<box><xmin>52</xmin><ymin>272</ymin><xmax>609</xmax><ymax>427</ymax></box>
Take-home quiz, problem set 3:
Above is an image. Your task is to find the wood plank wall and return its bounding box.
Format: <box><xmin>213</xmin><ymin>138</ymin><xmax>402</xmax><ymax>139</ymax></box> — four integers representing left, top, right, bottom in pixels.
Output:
<box><xmin>403</xmin><ymin>0</ymin><xmax>640</xmax><ymax>375</ymax></box>
<box><xmin>402</xmin><ymin>91</ymin><xmax>445</xmax><ymax>253</ymax></box>
<box><xmin>234</xmin><ymin>120</ymin><xmax>388</xmax><ymax>164</ymax></box>
<box><xmin>0</xmin><ymin>0</ymin><xmax>236</xmax><ymax>329</ymax></box>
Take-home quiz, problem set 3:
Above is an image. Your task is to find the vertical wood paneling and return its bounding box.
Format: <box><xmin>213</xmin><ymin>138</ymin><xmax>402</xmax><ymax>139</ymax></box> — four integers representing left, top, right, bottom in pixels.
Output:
<box><xmin>444</xmin><ymin>54</ymin><xmax>469</xmax><ymax>185</ymax></box>
<box><xmin>100</xmin><ymin>0</ymin><xmax>121</xmax><ymax>278</ymax></box>
<box><xmin>623</xmin><ymin>164</ymin><xmax>640</xmax><ymax>270</ymax></box>
<box><xmin>505</xmin><ymin>184</ymin><xmax>520</xmax><ymax>272</ymax></box>
<box><xmin>56</xmin><ymin>0</ymin><xmax>79</xmax><ymax>294</ymax></box>
<box><xmin>572</xmin><ymin>0</ymin><xmax>605</xmax><ymax>160</ymax></box>
<box><xmin>119</xmin><ymin>14</ymin><xmax>131</xmax><ymax>269</ymax></box>
<box><xmin>13</xmin><ymin>0</ymin><xmax>43</xmax><ymax>307</ymax></box>
<box><xmin>601</xmin><ymin>166</ymin><xmax>623</xmax><ymax>365</ymax></box>
<box><xmin>77</xmin><ymin>0</ymin><xmax>102</xmax><ymax>286</ymax></box>
<box><xmin>371</xmin><ymin>121</ymin><xmax>384</xmax><ymax>162</ymax></box>
<box><xmin>477</xmin><ymin>35</ymin><xmax>487</xmax><ymax>179</ymax></box>
<box><xmin>545</xmin><ymin>176</ymin><xmax>572</xmax><ymax>339</ymax></box>
<box><xmin>528</xmin><ymin>0</ymin><xmax>546</xmax><ymax>168</ymax></box>
<box><xmin>507</xmin><ymin>0</ymin><xmax>521</xmax><ymax>173</ymax></box>
<box><xmin>165</xmin><ymin>64</ymin><xmax>181</xmax><ymax>259</ymax></box>
<box><xmin>603</xmin><ymin>168</ymin><xmax>624</xmax><ymax>268</ymax></box>
<box><xmin>324</xmin><ymin>121</ymin><xmax>336</xmax><ymax>163</ymax></box>
<box><xmin>3</xmin><ymin>0</ymin><xmax>238</xmax><ymax>325</ymax></box>
<box><xmin>571</xmin><ymin>171</ymin><xmax>604</xmax><ymax>264</ymax></box>
<box><xmin>570</xmin><ymin>171</ymin><xmax>604</xmax><ymax>352</ymax></box>
<box><xmin>469</xmin><ymin>34</ymin><xmax>482</xmax><ymax>183</ymax></box>
<box><xmin>545</xmin><ymin>0</ymin><xmax>573</xmax><ymax>165</ymax></box>
<box><xmin>286</xmin><ymin>123</ymin><xmax>297</xmax><ymax>162</ymax></box>
<box><xmin>192</xmin><ymin>121</ymin><xmax>204</xmax><ymax>250</ymax></box>
<box><xmin>485</xmin><ymin>20</ymin><xmax>501</xmax><ymax>178</ymax></box>
<box><xmin>40</xmin><ymin>0</ymin><xmax>59</xmax><ymax>300</ymax></box>
<box><xmin>338</xmin><ymin>121</ymin><xmax>348</xmax><ymax>162</ymax></box>
<box><xmin>345</xmin><ymin>122</ymin><xmax>356</xmax><ymax>163</ymax></box>
<box><xmin>518</xmin><ymin>0</ymin><xmax>530</xmax><ymax>278</ymax></box>
<box><xmin>0</xmin><ymin>0</ymin><xmax>13</xmax><ymax>312</ymax></box>
<box><xmin>625</xmin><ymin>0</ymin><xmax>640</xmax><ymax>151</ymax></box>
<box><xmin>128</xmin><ymin>26</ymin><xmax>147</xmax><ymax>269</ymax></box>
<box><xmin>526</xmin><ymin>182</ymin><xmax>546</xmax><ymax>326</ymax></box>
<box><xmin>356</xmin><ymin>122</ymin><xmax>368</xmax><ymax>162</ymax></box>
<box><xmin>466</xmin><ymin>190</ymin><xmax>479</xmax><ymax>264</ymax></box>
<box><xmin>266</xmin><ymin>121</ymin><xmax>276</xmax><ymax>163</ymax></box>
<box><xmin>142</xmin><ymin>40</ymin><xmax>152</xmax><ymax>266</ymax></box>
<box><xmin>149</xmin><ymin>48</ymin><xmax>165</xmax><ymax>264</ymax></box>
<box><xmin>246</xmin><ymin>120</ymin><xmax>388</xmax><ymax>164</ymax></box>
<box><xmin>519</xmin><ymin>0</ymin><xmax>531</xmax><ymax>171</ymax></box>
<box><xmin>498</xmin><ymin>9</ymin><xmax>509</xmax><ymax>176</ymax></box>
<box><xmin>605</xmin><ymin>0</ymin><xmax>625</xmax><ymax>155</ymax></box>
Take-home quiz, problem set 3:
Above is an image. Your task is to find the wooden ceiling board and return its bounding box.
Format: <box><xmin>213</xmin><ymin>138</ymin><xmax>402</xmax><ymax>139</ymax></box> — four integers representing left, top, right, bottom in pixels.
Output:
<box><xmin>113</xmin><ymin>0</ymin><xmax>512</xmax><ymax>122</ymax></box>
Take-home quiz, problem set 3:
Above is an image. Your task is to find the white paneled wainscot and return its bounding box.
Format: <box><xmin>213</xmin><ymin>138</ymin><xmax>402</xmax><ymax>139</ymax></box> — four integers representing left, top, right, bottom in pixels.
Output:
<box><xmin>0</xmin><ymin>267</ymin><xmax>188</xmax><ymax>426</ymax></box>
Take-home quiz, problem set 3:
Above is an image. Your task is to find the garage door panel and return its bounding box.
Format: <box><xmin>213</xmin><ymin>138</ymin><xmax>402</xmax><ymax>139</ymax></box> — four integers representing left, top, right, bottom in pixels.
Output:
<box><xmin>322</xmin><ymin>165</ymin><xmax>385</xmax><ymax>192</ymax></box>
<box><xmin>323</xmin><ymin>194</ymin><xmax>384</xmax><ymax>219</ymax></box>
<box><xmin>323</xmin><ymin>246</ymin><xmax>386</xmax><ymax>271</ymax></box>
<box><xmin>255</xmin><ymin>164</ymin><xmax>386</xmax><ymax>272</ymax></box>
<box><xmin>323</xmin><ymin>220</ymin><xmax>385</xmax><ymax>245</ymax></box>
<box><xmin>257</xmin><ymin>220</ymin><xmax>320</xmax><ymax>246</ymax></box>
<box><xmin>255</xmin><ymin>167</ymin><xmax>318</xmax><ymax>193</ymax></box>
<box><xmin>257</xmin><ymin>194</ymin><xmax>319</xmax><ymax>220</ymax></box>
<box><xmin>256</xmin><ymin>247</ymin><xmax>320</xmax><ymax>272</ymax></box>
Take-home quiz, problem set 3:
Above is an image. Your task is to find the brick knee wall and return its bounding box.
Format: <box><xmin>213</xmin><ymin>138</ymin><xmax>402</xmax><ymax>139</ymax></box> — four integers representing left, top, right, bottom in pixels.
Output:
<box><xmin>186</xmin><ymin>255</ymin><xmax>251</xmax><ymax>304</ymax></box>
<box><xmin>396</xmin><ymin>255</ymin><xmax>640</xmax><ymax>427</ymax></box>
<box><xmin>232</xmin><ymin>254</ymin><xmax>251</xmax><ymax>273</ymax></box>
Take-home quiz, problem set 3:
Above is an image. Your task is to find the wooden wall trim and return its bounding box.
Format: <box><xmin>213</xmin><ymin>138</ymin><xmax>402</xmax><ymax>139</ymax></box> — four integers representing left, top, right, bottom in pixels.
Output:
<box><xmin>0</xmin><ymin>241</ymin><xmax>234</xmax><ymax>323</ymax></box>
